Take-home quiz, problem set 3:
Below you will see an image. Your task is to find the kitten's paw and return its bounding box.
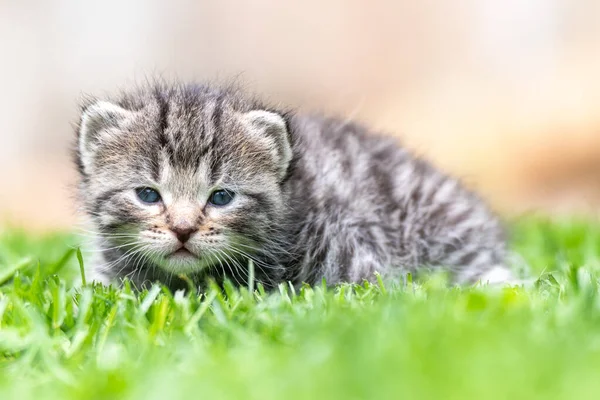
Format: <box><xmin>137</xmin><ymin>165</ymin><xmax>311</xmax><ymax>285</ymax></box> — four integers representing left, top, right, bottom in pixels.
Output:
<box><xmin>476</xmin><ymin>265</ymin><xmax>536</xmax><ymax>287</ymax></box>
<box><xmin>478</xmin><ymin>265</ymin><xmax>513</xmax><ymax>284</ymax></box>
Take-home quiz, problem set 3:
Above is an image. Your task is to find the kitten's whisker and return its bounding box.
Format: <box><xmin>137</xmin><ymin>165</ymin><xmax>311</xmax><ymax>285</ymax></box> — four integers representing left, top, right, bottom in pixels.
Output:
<box><xmin>222</xmin><ymin>251</ymin><xmax>248</xmax><ymax>278</ymax></box>
<box><xmin>226</xmin><ymin>247</ymin><xmax>280</xmax><ymax>271</ymax></box>
<box><xmin>122</xmin><ymin>245</ymin><xmax>153</xmax><ymax>283</ymax></box>
<box><xmin>208</xmin><ymin>251</ymin><xmax>228</xmax><ymax>285</ymax></box>
<box><xmin>226</xmin><ymin>249</ymin><xmax>276</xmax><ymax>287</ymax></box>
<box><xmin>78</xmin><ymin>242</ymin><xmax>139</xmax><ymax>254</ymax></box>
<box><xmin>97</xmin><ymin>249</ymin><xmax>139</xmax><ymax>274</ymax></box>
<box><xmin>214</xmin><ymin>249</ymin><xmax>239</xmax><ymax>285</ymax></box>
<box><xmin>74</xmin><ymin>233</ymin><xmax>141</xmax><ymax>242</ymax></box>
<box><xmin>124</xmin><ymin>250</ymin><xmax>150</xmax><ymax>284</ymax></box>
<box><xmin>215</xmin><ymin>249</ymin><xmax>245</xmax><ymax>287</ymax></box>
<box><xmin>95</xmin><ymin>243</ymin><xmax>146</xmax><ymax>274</ymax></box>
<box><xmin>231</xmin><ymin>244</ymin><xmax>291</xmax><ymax>265</ymax></box>
<box><xmin>74</xmin><ymin>224</ymin><xmax>137</xmax><ymax>234</ymax></box>
<box><xmin>219</xmin><ymin>248</ymin><xmax>271</xmax><ymax>289</ymax></box>
<box><xmin>94</xmin><ymin>245</ymin><xmax>140</xmax><ymax>270</ymax></box>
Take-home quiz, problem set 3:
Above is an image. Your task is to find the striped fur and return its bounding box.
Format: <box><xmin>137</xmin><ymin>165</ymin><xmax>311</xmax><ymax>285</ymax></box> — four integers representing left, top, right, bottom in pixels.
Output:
<box><xmin>74</xmin><ymin>81</ymin><xmax>509</xmax><ymax>290</ymax></box>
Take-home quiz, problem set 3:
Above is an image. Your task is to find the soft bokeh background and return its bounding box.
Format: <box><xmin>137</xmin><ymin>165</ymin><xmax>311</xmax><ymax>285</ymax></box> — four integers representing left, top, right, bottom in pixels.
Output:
<box><xmin>1</xmin><ymin>0</ymin><xmax>599</xmax><ymax>230</ymax></box>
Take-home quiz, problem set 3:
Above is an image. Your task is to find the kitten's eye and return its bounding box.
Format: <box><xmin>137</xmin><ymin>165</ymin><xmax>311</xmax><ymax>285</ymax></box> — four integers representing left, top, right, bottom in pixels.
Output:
<box><xmin>208</xmin><ymin>190</ymin><xmax>234</xmax><ymax>206</ymax></box>
<box><xmin>136</xmin><ymin>187</ymin><xmax>162</xmax><ymax>204</ymax></box>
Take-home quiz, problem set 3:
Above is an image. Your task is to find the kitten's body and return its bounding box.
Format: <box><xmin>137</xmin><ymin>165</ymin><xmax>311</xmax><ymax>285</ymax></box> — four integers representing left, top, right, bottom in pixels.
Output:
<box><xmin>75</xmin><ymin>82</ymin><xmax>510</xmax><ymax>290</ymax></box>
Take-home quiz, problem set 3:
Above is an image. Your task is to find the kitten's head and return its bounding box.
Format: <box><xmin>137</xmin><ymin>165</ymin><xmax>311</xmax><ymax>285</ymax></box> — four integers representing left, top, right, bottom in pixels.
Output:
<box><xmin>75</xmin><ymin>83</ymin><xmax>292</xmax><ymax>275</ymax></box>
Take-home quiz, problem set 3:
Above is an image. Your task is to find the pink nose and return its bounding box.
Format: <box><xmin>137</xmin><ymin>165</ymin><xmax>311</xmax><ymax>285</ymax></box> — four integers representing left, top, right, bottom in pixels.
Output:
<box><xmin>170</xmin><ymin>226</ymin><xmax>197</xmax><ymax>243</ymax></box>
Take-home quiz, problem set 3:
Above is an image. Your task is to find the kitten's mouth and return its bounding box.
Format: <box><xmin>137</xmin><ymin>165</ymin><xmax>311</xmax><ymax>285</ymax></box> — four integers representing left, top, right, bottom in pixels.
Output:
<box><xmin>170</xmin><ymin>247</ymin><xmax>196</xmax><ymax>258</ymax></box>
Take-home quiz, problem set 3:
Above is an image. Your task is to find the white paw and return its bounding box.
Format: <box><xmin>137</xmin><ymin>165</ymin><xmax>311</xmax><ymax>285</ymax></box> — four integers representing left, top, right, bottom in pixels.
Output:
<box><xmin>479</xmin><ymin>265</ymin><xmax>514</xmax><ymax>284</ymax></box>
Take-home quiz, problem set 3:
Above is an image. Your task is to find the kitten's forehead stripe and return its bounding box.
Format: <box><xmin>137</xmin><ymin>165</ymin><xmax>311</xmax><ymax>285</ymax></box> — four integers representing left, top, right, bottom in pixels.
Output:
<box><xmin>155</xmin><ymin>88</ymin><xmax>170</xmax><ymax>137</ymax></box>
<box><xmin>153</xmin><ymin>90</ymin><xmax>170</xmax><ymax>181</ymax></box>
<box><xmin>164</xmin><ymin>87</ymin><xmax>221</xmax><ymax>174</ymax></box>
<box><xmin>207</xmin><ymin>92</ymin><xmax>227</xmax><ymax>183</ymax></box>
<box><xmin>196</xmin><ymin>101</ymin><xmax>213</xmax><ymax>172</ymax></box>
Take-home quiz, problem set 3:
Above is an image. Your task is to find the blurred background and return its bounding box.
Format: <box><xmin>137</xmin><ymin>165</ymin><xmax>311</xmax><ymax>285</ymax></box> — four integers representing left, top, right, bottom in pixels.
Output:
<box><xmin>1</xmin><ymin>0</ymin><xmax>599</xmax><ymax>230</ymax></box>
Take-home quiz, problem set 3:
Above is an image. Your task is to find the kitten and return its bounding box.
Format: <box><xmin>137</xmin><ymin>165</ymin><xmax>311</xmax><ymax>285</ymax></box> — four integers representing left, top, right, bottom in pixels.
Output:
<box><xmin>74</xmin><ymin>81</ymin><xmax>511</xmax><ymax>290</ymax></box>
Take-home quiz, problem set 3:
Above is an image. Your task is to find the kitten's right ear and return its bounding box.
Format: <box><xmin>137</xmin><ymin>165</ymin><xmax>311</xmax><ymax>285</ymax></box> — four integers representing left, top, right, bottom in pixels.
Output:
<box><xmin>77</xmin><ymin>101</ymin><xmax>132</xmax><ymax>174</ymax></box>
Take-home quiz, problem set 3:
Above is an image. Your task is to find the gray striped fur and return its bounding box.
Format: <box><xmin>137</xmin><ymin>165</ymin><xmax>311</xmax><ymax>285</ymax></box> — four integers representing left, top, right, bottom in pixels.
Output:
<box><xmin>74</xmin><ymin>81</ymin><xmax>509</xmax><ymax>290</ymax></box>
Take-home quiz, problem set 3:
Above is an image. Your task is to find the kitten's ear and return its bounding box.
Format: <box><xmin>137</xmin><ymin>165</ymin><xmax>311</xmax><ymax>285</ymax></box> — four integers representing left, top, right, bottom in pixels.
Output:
<box><xmin>241</xmin><ymin>110</ymin><xmax>292</xmax><ymax>180</ymax></box>
<box><xmin>77</xmin><ymin>101</ymin><xmax>132</xmax><ymax>174</ymax></box>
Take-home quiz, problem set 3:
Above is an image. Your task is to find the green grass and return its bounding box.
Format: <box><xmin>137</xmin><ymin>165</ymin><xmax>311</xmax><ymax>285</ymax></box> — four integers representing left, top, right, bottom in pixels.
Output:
<box><xmin>2</xmin><ymin>217</ymin><xmax>600</xmax><ymax>399</ymax></box>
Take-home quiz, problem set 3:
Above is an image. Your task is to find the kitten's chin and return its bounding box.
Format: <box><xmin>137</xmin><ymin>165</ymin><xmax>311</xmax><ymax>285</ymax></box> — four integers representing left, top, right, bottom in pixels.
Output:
<box><xmin>150</xmin><ymin>250</ymin><xmax>214</xmax><ymax>275</ymax></box>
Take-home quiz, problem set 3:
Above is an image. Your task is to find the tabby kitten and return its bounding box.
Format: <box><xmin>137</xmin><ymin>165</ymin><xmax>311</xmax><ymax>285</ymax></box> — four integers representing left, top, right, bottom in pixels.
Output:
<box><xmin>75</xmin><ymin>82</ymin><xmax>511</xmax><ymax>290</ymax></box>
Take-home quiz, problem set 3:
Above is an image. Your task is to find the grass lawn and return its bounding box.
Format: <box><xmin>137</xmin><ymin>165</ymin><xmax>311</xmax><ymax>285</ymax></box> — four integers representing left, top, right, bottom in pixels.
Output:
<box><xmin>2</xmin><ymin>216</ymin><xmax>600</xmax><ymax>399</ymax></box>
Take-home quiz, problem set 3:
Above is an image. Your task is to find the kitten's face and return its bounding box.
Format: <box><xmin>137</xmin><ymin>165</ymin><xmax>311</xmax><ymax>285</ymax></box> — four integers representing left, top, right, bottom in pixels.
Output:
<box><xmin>76</xmin><ymin>86</ymin><xmax>292</xmax><ymax>275</ymax></box>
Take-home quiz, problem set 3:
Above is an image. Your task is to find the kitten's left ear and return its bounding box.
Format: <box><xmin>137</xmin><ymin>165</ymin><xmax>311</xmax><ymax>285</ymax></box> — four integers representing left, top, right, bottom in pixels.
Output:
<box><xmin>240</xmin><ymin>110</ymin><xmax>292</xmax><ymax>180</ymax></box>
<box><xmin>77</xmin><ymin>101</ymin><xmax>133</xmax><ymax>174</ymax></box>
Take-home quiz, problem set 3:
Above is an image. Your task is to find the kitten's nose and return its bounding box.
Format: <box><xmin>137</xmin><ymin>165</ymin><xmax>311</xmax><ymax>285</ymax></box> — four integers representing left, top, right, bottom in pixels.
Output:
<box><xmin>171</xmin><ymin>226</ymin><xmax>197</xmax><ymax>244</ymax></box>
